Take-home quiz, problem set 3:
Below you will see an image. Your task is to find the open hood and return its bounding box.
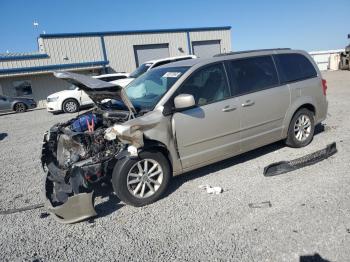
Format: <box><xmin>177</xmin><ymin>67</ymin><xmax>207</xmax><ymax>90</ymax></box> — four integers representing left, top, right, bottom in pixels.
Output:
<box><xmin>53</xmin><ymin>71</ymin><xmax>136</xmax><ymax>114</ymax></box>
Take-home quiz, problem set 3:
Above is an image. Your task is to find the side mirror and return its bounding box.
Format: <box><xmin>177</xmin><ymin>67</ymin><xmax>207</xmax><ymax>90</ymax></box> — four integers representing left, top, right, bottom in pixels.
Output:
<box><xmin>174</xmin><ymin>94</ymin><xmax>195</xmax><ymax>110</ymax></box>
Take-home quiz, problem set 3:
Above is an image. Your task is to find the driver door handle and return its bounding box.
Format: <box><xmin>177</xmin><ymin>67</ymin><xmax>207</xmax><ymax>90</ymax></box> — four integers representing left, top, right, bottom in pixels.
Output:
<box><xmin>222</xmin><ymin>105</ymin><xmax>237</xmax><ymax>112</ymax></box>
<box><xmin>242</xmin><ymin>100</ymin><xmax>255</xmax><ymax>107</ymax></box>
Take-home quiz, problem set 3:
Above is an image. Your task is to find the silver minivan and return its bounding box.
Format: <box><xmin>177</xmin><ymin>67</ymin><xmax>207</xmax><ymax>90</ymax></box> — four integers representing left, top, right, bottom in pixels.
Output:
<box><xmin>42</xmin><ymin>48</ymin><xmax>328</xmax><ymax>223</ymax></box>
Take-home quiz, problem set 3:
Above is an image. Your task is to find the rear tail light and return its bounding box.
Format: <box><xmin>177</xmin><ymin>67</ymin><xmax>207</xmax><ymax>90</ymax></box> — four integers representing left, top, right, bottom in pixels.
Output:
<box><xmin>322</xmin><ymin>79</ymin><xmax>327</xmax><ymax>96</ymax></box>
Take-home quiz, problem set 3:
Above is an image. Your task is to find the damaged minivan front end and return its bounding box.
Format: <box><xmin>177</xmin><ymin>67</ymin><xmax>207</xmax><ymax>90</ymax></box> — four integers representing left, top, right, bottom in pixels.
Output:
<box><xmin>41</xmin><ymin>72</ymin><xmax>149</xmax><ymax>223</ymax></box>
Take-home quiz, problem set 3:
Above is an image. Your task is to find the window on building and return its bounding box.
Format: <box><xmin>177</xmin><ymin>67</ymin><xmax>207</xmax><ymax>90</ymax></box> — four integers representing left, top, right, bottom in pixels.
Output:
<box><xmin>229</xmin><ymin>56</ymin><xmax>279</xmax><ymax>95</ymax></box>
<box><xmin>13</xmin><ymin>80</ymin><xmax>33</xmax><ymax>97</ymax></box>
<box><xmin>274</xmin><ymin>53</ymin><xmax>317</xmax><ymax>83</ymax></box>
<box><xmin>178</xmin><ymin>63</ymin><xmax>230</xmax><ymax>106</ymax></box>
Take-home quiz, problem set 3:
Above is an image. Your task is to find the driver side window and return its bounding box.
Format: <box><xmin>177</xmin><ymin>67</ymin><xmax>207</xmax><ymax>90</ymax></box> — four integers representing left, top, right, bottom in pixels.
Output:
<box><xmin>178</xmin><ymin>63</ymin><xmax>230</xmax><ymax>106</ymax></box>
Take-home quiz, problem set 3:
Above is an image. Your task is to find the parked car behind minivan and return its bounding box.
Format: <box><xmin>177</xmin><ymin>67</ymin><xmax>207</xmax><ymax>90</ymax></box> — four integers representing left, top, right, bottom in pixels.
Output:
<box><xmin>111</xmin><ymin>55</ymin><xmax>197</xmax><ymax>87</ymax></box>
<box><xmin>0</xmin><ymin>95</ymin><xmax>37</xmax><ymax>113</ymax></box>
<box><xmin>46</xmin><ymin>73</ymin><xmax>129</xmax><ymax>113</ymax></box>
<box><xmin>42</xmin><ymin>48</ymin><xmax>327</xmax><ymax>223</ymax></box>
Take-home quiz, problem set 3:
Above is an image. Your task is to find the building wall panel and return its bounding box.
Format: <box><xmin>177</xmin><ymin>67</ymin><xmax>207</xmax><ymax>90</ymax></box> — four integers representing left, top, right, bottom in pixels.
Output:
<box><xmin>0</xmin><ymin>36</ymin><xmax>104</xmax><ymax>76</ymax></box>
<box><xmin>104</xmin><ymin>32</ymin><xmax>189</xmax><ymax>72</ymax></box>
<box><xmin>0</xmin><ymin>74</ymin><xmax>71</xmax><ymax>107</ymax></box>
<box><xmin>42</xmin><ymin>36</ymin><xmax>103</xmax><ymax>64</ymax></box>
<box><xmin>189</xmin><ymin>30</ymin><xmax>232</xmax><ymax>54</ymax></box>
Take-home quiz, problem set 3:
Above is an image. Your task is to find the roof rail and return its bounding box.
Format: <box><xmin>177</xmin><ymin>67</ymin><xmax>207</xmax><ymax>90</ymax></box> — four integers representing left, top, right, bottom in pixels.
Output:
<box><xmin>214</xmin><ymin>48</ymin><xmax>291</xmax><ymax>57</ymax></box>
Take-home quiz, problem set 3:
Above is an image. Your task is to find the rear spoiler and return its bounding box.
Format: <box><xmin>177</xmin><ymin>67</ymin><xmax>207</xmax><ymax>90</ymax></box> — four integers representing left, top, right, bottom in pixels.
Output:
<box><xmin>53</xmin><ymin>71</ymin><xmax>136</xmax><ymax>114</ymax></box>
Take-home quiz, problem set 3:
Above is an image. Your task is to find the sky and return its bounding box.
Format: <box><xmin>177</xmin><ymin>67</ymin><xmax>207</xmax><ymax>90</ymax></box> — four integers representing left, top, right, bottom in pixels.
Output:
<box><xmin>0</xmin><ymin>0</ymin><xmax>349</xmax><ymax>54</ymax></box>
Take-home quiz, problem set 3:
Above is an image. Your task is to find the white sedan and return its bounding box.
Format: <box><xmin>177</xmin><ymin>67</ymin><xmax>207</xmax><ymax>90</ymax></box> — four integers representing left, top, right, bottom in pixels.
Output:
<box><xmin>46</xmin><ymin>73</ymin><xmax>129</xmax><ymax>113</ymax></box>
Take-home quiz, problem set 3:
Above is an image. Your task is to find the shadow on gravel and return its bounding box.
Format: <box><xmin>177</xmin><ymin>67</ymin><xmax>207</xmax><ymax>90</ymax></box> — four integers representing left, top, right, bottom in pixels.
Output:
<box><xmin>314</xmin><ymin>123</ymin><xmax>325</xmax><ymax>136</ymax></box>
<box><xmin>0</xmin><ymin>132</ymin><xmax>8</xmax><ymax>141</ymax></box>
<box><xmin>300</xmin><ymin>253</ymin><xmax>331</xmax><ymax>262</ymax></box>
<box><xmin>165</xmin><ymin>140</ymin><xmax>285</xmax><ymax>198</ymax></box>
<box><xmin>93</xmin><ymin>183</ymin><xmax>124</xmax><ymax>220</ymax></box>
<box><xmin>165</xmin><ymin>124</ymin><xmax>326</xmax><ymax>198</ymax></box>
<box><xmin>0</xmin><ymin>109</ymin><xmax>42</xmax><ymax>117</ymax></box>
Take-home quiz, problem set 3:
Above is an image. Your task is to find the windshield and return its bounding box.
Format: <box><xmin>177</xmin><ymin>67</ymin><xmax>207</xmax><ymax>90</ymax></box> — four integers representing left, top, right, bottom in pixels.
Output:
<box><xmin>125</xmin><ymin>66</ymin><xmax>189</xmax><ymax>111</ymax></box>
<box><xmin>129</xmin><ymin>63</ymin><xmax>152</xmax><ymax>78</ymax></box>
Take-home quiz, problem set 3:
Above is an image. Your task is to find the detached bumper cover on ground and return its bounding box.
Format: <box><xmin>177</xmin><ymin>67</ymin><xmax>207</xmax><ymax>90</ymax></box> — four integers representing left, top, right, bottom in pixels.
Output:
<box><xmin>264</xmin><ymin>142</ymin><xmax>337</xmax><ymax>176</ymax></box>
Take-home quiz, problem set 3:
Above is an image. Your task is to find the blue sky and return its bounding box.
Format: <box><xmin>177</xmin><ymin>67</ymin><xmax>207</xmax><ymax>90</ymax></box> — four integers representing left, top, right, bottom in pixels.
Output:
<box><xmin>0</xmin><ymin>0</ymin><xmax>349</xmax><ymax>53</ymax></box>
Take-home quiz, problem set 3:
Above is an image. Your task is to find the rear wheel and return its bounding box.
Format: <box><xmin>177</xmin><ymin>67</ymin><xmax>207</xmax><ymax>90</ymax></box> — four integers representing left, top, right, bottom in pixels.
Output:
<box><xmin>112</xmin><ymin>151</ymin><xmax>171</xmax><ymax>207</ymax></box>
<box><xmin>62</xmin><ymin>99</ymin><xmax>79</xmax><ymax>113</ymax></box>
<box><xmin>14</xmin><ymin>102</ymin><xmax>27</xmax><ymax>113</ymax></box>
<box><xmin>285</xmin><ymin>108</ymin><xmax>315</xmax><ymax>148</ymax></box>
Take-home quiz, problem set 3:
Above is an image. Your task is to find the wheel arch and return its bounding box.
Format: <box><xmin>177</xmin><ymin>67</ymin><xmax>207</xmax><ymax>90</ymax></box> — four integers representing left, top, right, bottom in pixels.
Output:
<box><xmin>282</xmin><ymin>97</ymin><xmax>317</xmax><ymax>138</ymax></box>
<box><xmin>12</xmin><ymin>101</ymin><xmax>27</xmax><ymax>111</ymax></box>
<box><xmin>140</xmin><ymin>139</ymin><xmax>173</xmax><ymax>175</ymax></box>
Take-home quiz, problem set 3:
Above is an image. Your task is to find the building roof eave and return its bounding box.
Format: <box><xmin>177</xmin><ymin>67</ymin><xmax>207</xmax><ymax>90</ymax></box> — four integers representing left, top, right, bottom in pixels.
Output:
<box><xmin>0</xmin><ymin>61</ymin><xmax>108</xmax><ymax>78</ymax></box>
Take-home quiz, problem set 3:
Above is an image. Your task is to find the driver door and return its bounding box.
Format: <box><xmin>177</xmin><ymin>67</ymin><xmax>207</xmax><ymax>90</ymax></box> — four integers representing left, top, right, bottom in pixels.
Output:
<box><xmin>173</xmin><ymin>63</ymin><xmax>241</xmax><ymax>170</ymax></box>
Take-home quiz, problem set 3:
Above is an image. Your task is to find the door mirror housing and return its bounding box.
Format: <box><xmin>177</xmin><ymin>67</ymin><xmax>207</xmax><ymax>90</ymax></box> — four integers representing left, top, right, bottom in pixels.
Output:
<box><xmin>174</xmin><ymin>94</ymin><xmax>195</xmax><ymax>110</ymax></box>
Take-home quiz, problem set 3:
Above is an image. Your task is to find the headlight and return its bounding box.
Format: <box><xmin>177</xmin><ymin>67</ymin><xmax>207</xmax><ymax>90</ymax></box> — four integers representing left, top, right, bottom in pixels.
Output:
<box><xmin>47</xmin><ymin>96</ymin><xmax>59</xmax><ymax>102</ymax></box>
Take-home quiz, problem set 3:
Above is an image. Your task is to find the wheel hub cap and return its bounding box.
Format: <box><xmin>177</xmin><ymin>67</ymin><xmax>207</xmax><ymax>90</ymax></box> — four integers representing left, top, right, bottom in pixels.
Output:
<box><xmin>66</xmin><ymin>102</ymin><xmax>77</xmax><ymax>112</ymax></box>
<box><xmin>127</xmin><ymin>159</ymin><xmax>163</xmax><ymax>199</ymax></box>
<box><xmin>294</xmin><ymin>114</ymin><xmax>311</xmax><ymax>142</ymax></box>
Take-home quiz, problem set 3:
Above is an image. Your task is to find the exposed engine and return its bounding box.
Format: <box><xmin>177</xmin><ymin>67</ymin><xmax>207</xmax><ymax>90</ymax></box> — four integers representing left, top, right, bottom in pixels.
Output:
<box><xmin>42</xmin><ymin>109</ymin><xmax>131</xmax><ymax>208</ymax></box>
<box><xmin>41</xmin><ymin>71</ymin><xmax>149</xmax><ymax>223</ymax></box>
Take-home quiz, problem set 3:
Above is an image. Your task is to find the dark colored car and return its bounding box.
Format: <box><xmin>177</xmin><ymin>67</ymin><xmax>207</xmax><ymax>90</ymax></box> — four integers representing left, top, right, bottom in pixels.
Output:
<box><xmin>0</xmin><ymin>94</ymin><xmax>37</xmax><ymax>113</ymax></box>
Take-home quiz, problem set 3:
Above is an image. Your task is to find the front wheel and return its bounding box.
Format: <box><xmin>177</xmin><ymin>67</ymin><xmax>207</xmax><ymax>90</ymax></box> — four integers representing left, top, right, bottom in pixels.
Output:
<box><xmin>285</xmin><ymin>108</ymin><xmax>315</xmax><ymax>148</ymax></box>
<box><xmin>62</xmin><ymin>99</ymin><xmax>79</xmax><ymax>113</ymax></box>
<box><xmin>14</xmin><ymin>102</ymin><xmax>27</xmax><ymax>113</ymax></box>
<box><xmin>112</xmin><ymin>151</ymin><xmax>171</xmax><ymax>207</ymax></box>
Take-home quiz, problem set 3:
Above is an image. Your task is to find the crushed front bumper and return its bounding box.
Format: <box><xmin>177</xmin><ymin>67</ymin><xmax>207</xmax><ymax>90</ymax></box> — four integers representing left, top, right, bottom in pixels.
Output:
<box><xmin>42</xmin><ymin>131</ymin><xmax>98</xmax><ymax>223</ymax></box>
<box><xmin>45</xmin><ymin>176</ymin><xmax>96</xmax><ymax>224</ymax></box>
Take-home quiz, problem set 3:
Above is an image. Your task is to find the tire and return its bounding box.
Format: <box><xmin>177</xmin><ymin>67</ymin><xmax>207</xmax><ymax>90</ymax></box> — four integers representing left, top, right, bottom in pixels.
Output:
<box><xmin>285</xmin><ymin>108</ymin><xmax>315</xmax><ymax>148</ymax></box>
<box><xmin>112</xmin><ymin>150</ymin><xmax>171</xmax><ymax>207</ymax></box>
<box><xmin>339</xmin><ymin>61</ymin><xmax>346</xmax><ymax>70</ymax></box>
<box><xmin>62</xmin><ymin>99</ymin><xmax>79</xmax><ymax>113</ymax></box>
<box><xmin>14</xmin><ymin>102</ymin><xmax>27</xmax><ymax>113</ymax></box>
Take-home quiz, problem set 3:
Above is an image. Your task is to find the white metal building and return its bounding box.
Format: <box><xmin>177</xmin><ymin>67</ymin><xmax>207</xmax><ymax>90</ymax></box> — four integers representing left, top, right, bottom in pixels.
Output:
<box><xmin>309</xmin><ymin>49</ymin><xmax>344</xmax><ymax>71</ymax></box>
<box><xmin>0</xmin><ymin>26</ymin><xmax>232</xmax><ymax>107</ymax></box>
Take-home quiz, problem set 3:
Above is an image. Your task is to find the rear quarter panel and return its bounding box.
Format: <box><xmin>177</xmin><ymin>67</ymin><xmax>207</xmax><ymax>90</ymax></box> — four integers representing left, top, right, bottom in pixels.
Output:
<box><xmin>280</xmin><ymin>51</ymin><xmax>328</xmax><ymax>138</ymax></box>
<box><xmin>281</xmin><ymin>77</ymin><xmax>327</xmax><ymax>138</ymax></box>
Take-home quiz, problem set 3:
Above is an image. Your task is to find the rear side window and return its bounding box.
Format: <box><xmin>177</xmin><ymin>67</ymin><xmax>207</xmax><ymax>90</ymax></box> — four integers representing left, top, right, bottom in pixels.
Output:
<box><xmin>274</xmin><ymin>53</ymin><xmax>317</xmax><ymax>83</ymax></box>
<box><xmin>229</xmin><ymin>56</ymin><xmax>278</xmax><ymax>95</ymax></box>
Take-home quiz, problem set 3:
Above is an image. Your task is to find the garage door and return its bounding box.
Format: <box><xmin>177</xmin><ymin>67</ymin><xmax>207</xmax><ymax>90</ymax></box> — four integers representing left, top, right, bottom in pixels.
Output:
<box><xmin>134</xmin><ymin>44</ymin><xmax>170</xmax><ymax>67</ymax></box>
<box><xmin>192</xmin><ymin>40</ymin><xmax>221</xmax><ymax>58</ymax></box>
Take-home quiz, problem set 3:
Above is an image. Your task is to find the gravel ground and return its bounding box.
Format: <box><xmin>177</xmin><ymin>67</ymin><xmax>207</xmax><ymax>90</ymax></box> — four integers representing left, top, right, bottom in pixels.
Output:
<box><xmin>0</xmin><ymin>70</ymin><xmax>349</xmax><ymax>262</ymax></box>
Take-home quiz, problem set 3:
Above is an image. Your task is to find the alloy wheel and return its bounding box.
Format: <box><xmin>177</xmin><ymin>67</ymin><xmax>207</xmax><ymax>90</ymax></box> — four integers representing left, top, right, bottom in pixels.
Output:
<box><xmin>65</xmin><ymin>101</ymin><xmax>77</xmax><ymax>113</ymax></box>
<box><xmin>15</xmin><ymin>103</ymin><xmax>26</xmax><ymax>112</ymax></box>
<box><xmin>294</xmin><ymin>114</ymin><xmax>312</xmax><ymax>141</ymax></box>
<box><xmin>126</xmin><ymin>159</ymin><xmax>164</xmax><ymax>199</ymax></box>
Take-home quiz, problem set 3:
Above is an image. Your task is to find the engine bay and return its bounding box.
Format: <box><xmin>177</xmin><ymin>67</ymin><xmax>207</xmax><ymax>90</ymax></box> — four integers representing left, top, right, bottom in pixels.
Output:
<box><xmin>41</xmin><ymin>108</ymin><xmax>133</xmax><ymax>215</ymax></box>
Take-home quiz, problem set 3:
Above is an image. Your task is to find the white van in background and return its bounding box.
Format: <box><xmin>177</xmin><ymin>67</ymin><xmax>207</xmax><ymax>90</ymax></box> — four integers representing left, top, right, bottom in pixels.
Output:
<box><xmin>111</xmin><ymin>55</ymin><xmax>197</xmax><ymax>87</ymax></box>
